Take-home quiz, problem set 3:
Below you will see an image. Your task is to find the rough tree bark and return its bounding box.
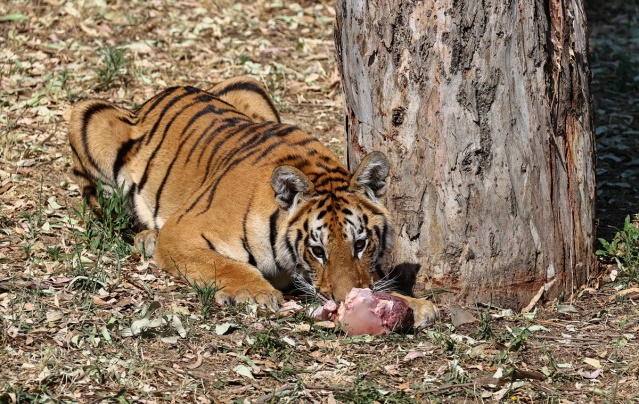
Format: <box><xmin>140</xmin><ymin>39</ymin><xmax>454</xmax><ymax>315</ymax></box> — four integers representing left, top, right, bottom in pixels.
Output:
<box><xmin>335</xmin><ymin>0</ymin><xmax>596</xmax><ymax>309</ymax></box>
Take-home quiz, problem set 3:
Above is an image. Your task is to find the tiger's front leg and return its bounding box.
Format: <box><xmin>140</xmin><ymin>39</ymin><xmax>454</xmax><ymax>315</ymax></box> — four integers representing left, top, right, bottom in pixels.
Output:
<box><xmin>153</xmin><ymin>218</ymin><xmax>283</xmax><ymax>310</ymax></box>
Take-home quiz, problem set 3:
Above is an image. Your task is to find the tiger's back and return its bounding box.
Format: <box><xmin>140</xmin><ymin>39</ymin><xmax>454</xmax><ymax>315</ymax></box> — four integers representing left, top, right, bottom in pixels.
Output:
<box><xmin>69</xmin><ymin>78</ymin><xmax>290</xmax><ymax>227</ymax></box>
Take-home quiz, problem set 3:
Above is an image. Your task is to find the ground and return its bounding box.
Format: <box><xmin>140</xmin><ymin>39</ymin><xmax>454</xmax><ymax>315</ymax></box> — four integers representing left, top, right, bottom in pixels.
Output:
<box><xmin>1</xmin><ymin>0</ymin><xmax>638</xmax><ymax>402</ymax></box>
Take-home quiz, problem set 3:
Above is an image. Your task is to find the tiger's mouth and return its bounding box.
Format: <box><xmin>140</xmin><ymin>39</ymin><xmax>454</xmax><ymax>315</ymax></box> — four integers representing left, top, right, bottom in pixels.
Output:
<box><xmin>291</xmin><ymin>273</ymin><xmax>400</xmax><ymax>304</ymax></box>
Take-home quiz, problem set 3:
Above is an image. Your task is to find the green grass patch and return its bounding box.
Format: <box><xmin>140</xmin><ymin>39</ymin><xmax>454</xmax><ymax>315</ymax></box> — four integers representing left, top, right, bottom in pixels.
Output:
<box><xmin>597</xmin><ymin>215</ymin><xmax>639</xmax><ymax>283</ymax></box>
<box><xmin>94</xmin><ymin>46</ymin><xmax>130</xmax><ymax>91</ymax></box>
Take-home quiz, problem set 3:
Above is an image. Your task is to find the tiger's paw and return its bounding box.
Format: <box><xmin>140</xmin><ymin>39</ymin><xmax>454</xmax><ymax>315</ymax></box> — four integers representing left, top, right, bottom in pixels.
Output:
<box><xmin>389</xmin><ymin>292</ymin><xmax>439</xmax><ymax>328</ymax></box>
<box><xmin>215</xmin><ymin>284</ymin><xmax>283</xmax><ymax>311</ymax></box>
<box><xmin>410</xmin><ymin>299</ymin><xmax>439</xmax><ymax>328</ymax></box>
<box><xmin>134</xmin><ymin>230</ymin><xmax>158</xmax><ymax>257</ymax></box>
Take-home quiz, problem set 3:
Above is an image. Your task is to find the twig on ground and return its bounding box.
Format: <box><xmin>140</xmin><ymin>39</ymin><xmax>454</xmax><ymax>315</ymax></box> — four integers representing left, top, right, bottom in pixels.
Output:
<box><xmin>522</xmin><ymin>284</ymin><xmax>546</xmax><ymax>313</ymax></box>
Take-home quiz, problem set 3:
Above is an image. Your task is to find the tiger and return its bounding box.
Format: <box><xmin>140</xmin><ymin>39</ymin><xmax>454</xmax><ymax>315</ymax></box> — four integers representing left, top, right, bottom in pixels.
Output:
<box><xmin>67</xmin><ymin>76</ymin><xmax>438</xmax><ymax>326</ymax></box>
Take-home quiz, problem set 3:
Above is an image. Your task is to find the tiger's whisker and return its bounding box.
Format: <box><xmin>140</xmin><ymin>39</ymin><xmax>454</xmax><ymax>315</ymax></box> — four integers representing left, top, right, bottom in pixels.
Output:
<box><xmin>372</xmin><ymin>275</ymin><xmax>401</xmax><ymax>293</ymax></box>
<box><xmin>292</xmin><ymin>274</ymin><xmax>328</xmax><ymax>303</ymax></box>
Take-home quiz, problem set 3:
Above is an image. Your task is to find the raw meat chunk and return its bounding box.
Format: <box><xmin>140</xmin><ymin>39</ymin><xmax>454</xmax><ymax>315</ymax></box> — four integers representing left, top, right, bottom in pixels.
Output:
<box><xmin>336</xmin><ymin>288</ymin><xmax>414</xmax><ymax>336</ymax></box>
<box><xmin>309</xmin><ymin>299</ymin><xmax>339</xmax><ymax>321</ymax></box>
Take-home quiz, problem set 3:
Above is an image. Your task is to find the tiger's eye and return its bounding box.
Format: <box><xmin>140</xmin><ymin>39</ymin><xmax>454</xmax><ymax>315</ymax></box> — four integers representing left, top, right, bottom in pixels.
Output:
<box><xmin>311</xmin><ymin>246</ymin><xmax>325</xmax><ymax>259</ymax></box>
<box><xmin>354</xmin><ymin>239</ymin><xmax>366</xmax><ymax>252</ymax></box>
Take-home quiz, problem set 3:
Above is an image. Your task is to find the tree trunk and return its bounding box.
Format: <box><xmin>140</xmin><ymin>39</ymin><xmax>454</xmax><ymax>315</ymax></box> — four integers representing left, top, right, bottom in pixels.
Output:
<box><xmin>335</xmin><ymin>0</ymin><xmax>596</xmax><ymax>309</ymax></box>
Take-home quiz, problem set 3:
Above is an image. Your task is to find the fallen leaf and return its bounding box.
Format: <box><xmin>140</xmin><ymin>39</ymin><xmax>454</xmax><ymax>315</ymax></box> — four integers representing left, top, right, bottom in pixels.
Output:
<box><xmin>16</xmin><ymin>159</ymin><xmax>36</xmax><ymax>167</ymax></box>
<box><xmin>449</xmin><ymin>304</ymin><xmax>476</xmax><ymax>327</ymax></box>
<box><xmin>47</xmin><ymin>196</ymin><xmax>62</xmax><ymax>210</ymax></box>
<box><xmin>215</xmin><ymin>322</ymin><xmax>237</xmax><ymax>335</ymax></box>
<box><xmin>314</xmin><ymin>321</ymin><xmax>336</xmax><ymax>329</ymax></box>
<box><xmin>491</xmin><ymin>309</ymin><xmax>515</xmax><ymax>318</ymax></box>
<box><xmin>403</xmin><ymin>351</ymin><xmax>427</xmax><ymax>362</ymax></box>
<box><xmin>93</xmin><ymin>296</ymin><xmax>114</xmax><ymax>307</ymax></box>
<box><xmin>578</xmin><ymin>368</ymin><xmax>602</xmax><ymax>379</ymax></box>
<box><xmin>614</xmin><ymin>287</ymin><xmax>639</xmax><ymax>299</ymax></box>
<box><xmin>233</xmin><ymin>364</ymin><xmax>254</xmax><ymax>379</ymax></box>
<box><xmin>282</xmin><ymin>337</ymin><xmax>296</xmax><ymax>346</ymax></box>
<box><xmin>115</xmin><ymin>296</ymin><xmax>134</xmax><ymax>308</ymax></box>
<box><xmin>141</xmin><ymin>301</ymin><xmax>162</xmax><ymax>319</ymax></box>
<box><xmin>0</xmin><ymin>13</ymin><xmax>29</xmax><ymax>22</ymax></box>
<box><xmin>583</xmin><ymin>357</ymin><xmax>602</xmax><ymax>369</ymax></box>
<box><xmin>527</xmin><ymin>324</ymin><xmax>550</xmax><ymax>332</ymax></box>
<box><xmin>51</xmin><ymin>277</ymin><xmax>74</xmax><ymax>284</ymax></box>
<box><xmin>468</xmin><ymin>344</ymin><xmax>487</xmax><ymax>358</ymax></box>
<box><xmin>130</xmin><ymin>318</ymin><xmax>151</xmax><ymax>335</ymax></box>
<box><xmin>278</xmin><ymin>300</ymin><xmax>302</xmax><ymax>316</ymax></box>
<box><xmin>37</xmin><ymin>367</ymin><xmax>52</xmax><ymax>383</ymax></box>
<box><xmin>384</xmin><ymin>365</ymin><xmax>400</xmax><ymax>375</ymax></box>
<box><xmin>119</xmin><ymin>328</ymin><xmax>133</xmax><ymax>337</ymax></box>
<box><xmin>557</xmin><ymin>304</ymin><xmax>579</xmax><ymax>314</ymax></box>
<box><xmin>314</xmin><ymin>340</ymin><xmax>339</xmax><ymax>349</ymax></box>
<box><xmin>63</xmin><ymin>4</ymin><xmax>81</xmax><ymax>18</ymax></box>
<box><xmin>185</xmin><ymin>352</ymin><xmax>204</xmax><ymax>369</ymax></box>
<box><xmin>610</xmin><ymin>268</ymin><xmax>618</xmax><ymax>282</ymax></box>
<box><xmin>508</xmin><ymin>368</ymin><xmax>546</xmax><ymax>381</ymax></box>
<box><xmin>79</xmin><ymin>22</ymin><xmax>101</xmax><ymax>37</ymax></box>
<box><xmin>7</xmin><ymin>326</ymin><xmax>19</xmax><ymax>338</ymax></box>
<box><xmin>101</xmin><ymin>325</ymin><xmax>111</xmax><ymax>342</ymax></box>
<box><xmin>171</xmin><ymin>315</ymin><xmax>187</xmax><ymax>338</ymax></box>
<box><xmin>493</xmin><ymin>387</ymin><xmax>508</xmax><ymax>401</ymax></box>
<box><xmin>293</xmin><ymin>324</ymin><xmax>311</xmax><ymax>332</ymax></box>
<box><xmin>122</xmin><ymin>41</ymin><xmax>155</xmax><ymax>54</ymax></box>
<box><xmin>46</xmin><ymin>311</ymin><xmax>63</xmax><ymax>322</ymax></box>
<box><xmin>540</xmin><ymin>366</ymin><xmax>552</xmax><ymax>376</ymax></box>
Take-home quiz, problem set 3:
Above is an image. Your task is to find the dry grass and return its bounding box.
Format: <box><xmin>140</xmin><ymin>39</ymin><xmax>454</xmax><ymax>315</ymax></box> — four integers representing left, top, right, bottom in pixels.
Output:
<box><xmin>1</xmin><ymin>0</ymin><xmax>638</xmax><ymax>402</ymax></box>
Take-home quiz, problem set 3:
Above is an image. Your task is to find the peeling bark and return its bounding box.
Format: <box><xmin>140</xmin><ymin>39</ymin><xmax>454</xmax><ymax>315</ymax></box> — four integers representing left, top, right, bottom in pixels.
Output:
<box><xmin>335</xmin><ymin>0</ymin><xmax>595</xmax><ymax>309</ymax></box>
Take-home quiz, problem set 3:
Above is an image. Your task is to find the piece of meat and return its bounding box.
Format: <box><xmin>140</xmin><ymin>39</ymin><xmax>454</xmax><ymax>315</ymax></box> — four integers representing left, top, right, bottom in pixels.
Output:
<box><xmin>309</xmin><ymin>299</ymin><xmax>339</xmax><ymax>321</ymax></box>
<box><xmin>336</xmin><ymin>288</ymin><xmax>414</xmax><ymax>336</ymax></box>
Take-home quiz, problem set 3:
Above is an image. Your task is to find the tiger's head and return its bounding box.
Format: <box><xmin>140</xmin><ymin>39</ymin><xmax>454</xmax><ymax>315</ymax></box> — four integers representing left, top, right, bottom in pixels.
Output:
<box><xmin>271</xmin><ymin>152</ymin><xmax>395</xmax><ymax>302</ymax></box>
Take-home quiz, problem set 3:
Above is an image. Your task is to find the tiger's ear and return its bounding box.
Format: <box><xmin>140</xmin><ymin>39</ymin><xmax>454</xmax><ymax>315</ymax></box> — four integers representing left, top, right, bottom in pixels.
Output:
<box><xmin>350</xmin><ymin>152</ymin><xmax>390</xmax><ymax>199</ymax></box>
<box><xmin>271</xmin><ymin>166</ymin><xmax>315</xmax><ymax>210</ymax></box>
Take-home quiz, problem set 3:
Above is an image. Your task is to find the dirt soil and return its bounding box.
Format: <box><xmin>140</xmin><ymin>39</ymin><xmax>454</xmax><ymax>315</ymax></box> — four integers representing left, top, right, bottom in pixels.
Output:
<box><xmin>1</xmin><ymin>0</ymin><xmax>638</xmax><ymax>402</ymax></box>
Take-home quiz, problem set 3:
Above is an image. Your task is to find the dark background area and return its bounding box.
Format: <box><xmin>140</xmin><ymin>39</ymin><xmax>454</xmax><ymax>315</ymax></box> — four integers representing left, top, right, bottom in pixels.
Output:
<box><xmin>584</xmin><ymin>0</ymin><xmax>639</xmax><ymax>240</ymax></box>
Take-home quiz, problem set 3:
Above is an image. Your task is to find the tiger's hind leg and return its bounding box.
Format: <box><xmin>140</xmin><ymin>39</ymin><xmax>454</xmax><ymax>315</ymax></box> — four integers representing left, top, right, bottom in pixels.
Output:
<box><xmin>71</xmin><ymin>160</ymin><xmax>102</xmax><ymax>215</ymax></box>
<box><xmin>134</xmin><ymin>229</ymin><xmax>158</xmax><ymax>258</ymax></box>
<box><xmin>209</xmin><ymin>76</ymin><xmax>281</xmax><ymax>123</ymax></box>
<box><xmin>67</xmin><ymin>99</ymin><xmax>138</xmax><ymax>217</ymax></box>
